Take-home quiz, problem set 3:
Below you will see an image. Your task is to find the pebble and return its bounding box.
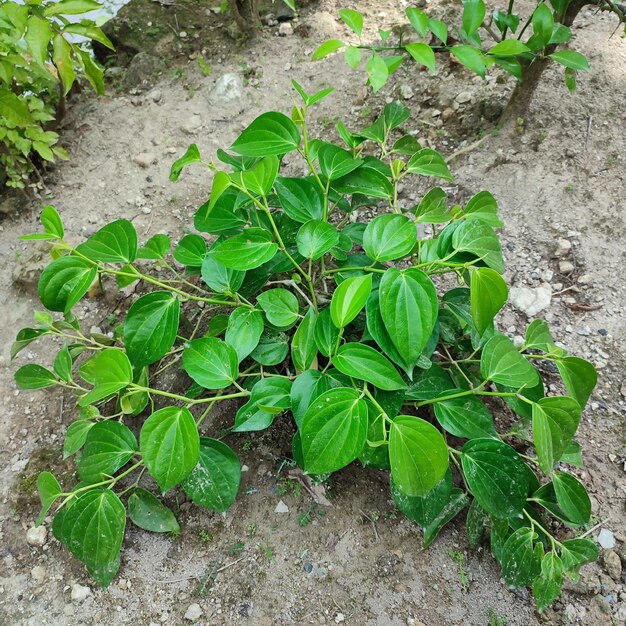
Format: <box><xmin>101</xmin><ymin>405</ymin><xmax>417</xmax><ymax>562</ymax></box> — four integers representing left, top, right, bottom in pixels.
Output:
<box><xmin>208</xmin><ymin>73</ymin><xmax>243</xmax><ymax>104</ymax></box>
<box><xmin>31</xmin><ymin>566</ymin><xmax>46</xmax><ymax>583</ymax></box>
<box><xmin>598</xmin><ymin>529</ymin><xmax>616</xmax><ymax>549</ymax></box>
<box><xmin>400</xmin><ymin>84</ymin><xmax>414</xmax><ymax>100</ymax></box>
<box><xmin>274</xmin><ymin>500</ymin><xmax>289</xmax><ymax>513</ymax></box>
<box><xmin>71</xmin><ymin>583</ymin><xmax>92</xmax><ymax>603</ymax></box>
<box><xmin>278</xmin><ymin>22</ymin><xmax>293</xmax><ymax>36</ymax></box>
<box><xmin>577</xmin><ymin>273</ymin><xmax>592</xmax><ymax>284</ymax></box>
<box><xmin>455</xmin><ymin>91</ymin><xmax>472</xmax><ymax>104</ymax></box>
<box><xmin>184</xmin><ymin>603</ymin><xmax>203</xmax><ymax>620</ymax></box>
<box><xmin>26</xmin><ymin>526</ymin><xmax>47</xmax><ymax>547</ymax></box>
<box><xmin>335</xmin><ymin>613</ymin><xmax>345</xmax><ymax>623</ymax></box>
<box><xmin>133</xmin><ymin>153</ymin><xmax>156</xmax><ymax>169</ymax></box>
<box><xmin>510</xmin><ymin>285</ymin><xmax>552</xmax><ymax>317</ymax></box>
<box><xmin>555</xmin><ymin>238</ymin><xmax>572</xmax><ymax>256</ymax></box>
<box><xmin>604</xmin><ymin>551</ymin><xmax>622</xmax><ymax>581</ymax></box>
<box><xmin>559</xmin><ymin>260</ymin><xmax>575</xmax><ymax>273</ymax></box>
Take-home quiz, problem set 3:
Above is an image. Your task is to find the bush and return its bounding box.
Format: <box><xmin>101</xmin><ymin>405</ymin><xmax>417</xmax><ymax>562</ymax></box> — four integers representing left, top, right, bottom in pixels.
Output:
<box><xmin>0</xmin><ymin>0</ymin><xmax>112</xmax><ymax>189</ymax></box>
<box><xmin>14</xmin><ymin>86</ymin><xmax>598</xmax><ymax>610</ymax></box>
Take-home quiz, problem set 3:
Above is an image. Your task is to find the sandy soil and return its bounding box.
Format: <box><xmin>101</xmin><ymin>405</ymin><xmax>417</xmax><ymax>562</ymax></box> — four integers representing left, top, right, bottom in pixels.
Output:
<box><xmin>0</xmin><ymin>1</ymin><xmax>625</xmax><ymax>625</ymax></box>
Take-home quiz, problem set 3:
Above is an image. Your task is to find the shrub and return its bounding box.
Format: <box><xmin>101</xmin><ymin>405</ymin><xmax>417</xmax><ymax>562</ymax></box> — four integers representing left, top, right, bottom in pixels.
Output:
<box><xmin>14</xmin><ymin>86</ymin><xmax>598</xmax><ymax>610</ymax></box>
<box><xmin>0</xmin><ymin>0</ymin><xmax>112</xmax><ymax>188</ymax></box>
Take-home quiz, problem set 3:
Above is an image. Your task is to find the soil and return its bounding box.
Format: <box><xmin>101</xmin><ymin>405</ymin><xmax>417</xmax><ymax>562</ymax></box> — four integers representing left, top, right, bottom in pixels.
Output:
<box><xmin>0</xmin><ymin>1</ymin><xmax>625</xmax><ymax>625</ymax></box>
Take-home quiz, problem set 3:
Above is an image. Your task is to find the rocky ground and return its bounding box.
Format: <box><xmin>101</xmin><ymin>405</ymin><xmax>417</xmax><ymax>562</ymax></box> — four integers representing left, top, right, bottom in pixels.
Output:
<box><xmin>0</xmin><ymin>0</ymin><xmax>625</xmax><ymax>624</ymax></box>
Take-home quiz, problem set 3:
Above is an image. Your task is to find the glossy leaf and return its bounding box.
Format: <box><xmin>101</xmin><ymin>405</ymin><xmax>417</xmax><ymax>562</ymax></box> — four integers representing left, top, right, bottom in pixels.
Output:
<box><xmin>173</xmin><ymin>234</ymin><xmax>207</xmax><ymax>267</ymax></box>
<box><xmin>405</xmin><ymin>43</ymin><xmax>436</xmax><ymax>73</ymax></box>
<box><xmin>225</xmin><ymin>307</ymin><xmax>264</xmax><ymax>362</ymax></box>
<box><xmin>274</xmin><ymin>177</ymin><xmax>324</xmax><ymax>223</ymax></box>
<box><xmin>470</xmin><ymin>267</ymin><xmax>507</xmax><ymax>335</ymax></box>
<box><xmin>480</xmin><ymin>334</ymin><xmax>540</xmax><ymax>388</ymax></box>
<box><xmin>556</xmin><ymin>356</ymin><xmax>597</xmax><ymax>408</ymax></box>
<box><xmin>452</xmin><ymin>220</ymin><xmax>504</xmax><ymax>272</ymax></box>
<box><xmin>533</xmin><ymin>552</ymin><xmax>563</xmax><ymax>612</ymax></box>
<box><xmin>15</xmin><ymin>364</ymin><xmax>57</xmax><ymax>389</ymax></box>
<box><xmin>552</xmin><ymin>471</ymin><xmax>591</xmax><ymax>526</ymax></box>
<box><xmin>501</xmin><ymin>527</ymin><xmax>541</xmax><ymax>588</ymax></box>
<box><xmin>257</xmin><ymin>288</ymin><xmax>299</xmax><ymax>328</ymax></box>
<box><xmin>182</xmin><ymin>337</ymin><xmax>238</xmax><ymax>389</ymax></box>
<box><xmin>233</xmin><ymin>377</ymin><xmax>292</xmax><ymax>432</ymax></box>
<box><xmin>434</xmin><ymin>395</ymin><xmax>497</xmax><ymax>439</ymax></box>
<box><xmin>330</xmin><ymin>273</ymin><xmax>372</xmax><ymax>328</ymax></box>
<box><xmin>208</xmin><ymin>228</ymin><xmax>278</xmax><ymax>270</ymax></box>
<box><xmin>296</xmin><ymin>220</ymin><xmax>339</xmax><ymax>260</ymax></box>
<box><xmin>78</xmin><ymin>421</ymin><xmax>137</xmax><ymax>482</ymax></box>
<box><xmin>36</xmin><ymin>471</ymin><xmax>62</xmax><ymax>526</ymax></box>
<box><xmin>363</xmin><ymin>214</ymin><xmax>416</xmax><ymax>262</ymax></box>
<box><xmin>231</xmin><ymin>112</ymin><xmax>300</xmax><ymax>156</ymax></box>
<box><xmin>76</xmin><ymin>219</ymin><xmax>138</xmax><ymax>264</ymax></box>
<box><xmin>79</xmin><ymin>349</ymin><xmax>133</xmax><ymax>406</ymax></box>
<box><xmin>169</xmin><ymin>143</ymin><xmax>201</xmax><ymax>181</ymax></box>
<box><xmin>38</xmin><ymin>256</ymin><xmax>96</xmax><ymax>313</ymax></box>
<box><xmin>406</xmin><ymin>149</ymin><xmax>453</xmax><ymax>180</ymax></box>
<box><xmin>291</xmin><ymin>307</ymin><xmax>318</xmax><ymax>371</ymax></box>
<box><xmin>128</xmin><ymin>488</ymin><xmax>180</xmax><ymax>534</ymax></box>
<box><xmin>333</xmin><ymin>342</ymin><xmax>406</xmax><ymax>391</ymax></box>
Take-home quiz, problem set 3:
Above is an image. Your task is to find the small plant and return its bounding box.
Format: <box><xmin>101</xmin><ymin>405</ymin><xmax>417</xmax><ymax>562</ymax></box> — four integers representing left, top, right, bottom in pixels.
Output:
<box><xmin>14</xmin><ymin>84</ymin><xmax>598</xmax><ymax>611</ymax></box>
<box><xmin>449</xmin><ymin>548</ymin><xmax>470</xmax><ymax>589</ymax></box>
<box><xmin>0</xmin><ymin>0</ymin><xmax>112</xmax><ymax>188</ymax></box>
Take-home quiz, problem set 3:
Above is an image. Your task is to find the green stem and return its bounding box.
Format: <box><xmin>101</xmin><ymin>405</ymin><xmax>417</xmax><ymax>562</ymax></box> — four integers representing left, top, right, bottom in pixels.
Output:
<box><xmin>130</xmin><ymin>385</ymin><xmax>249</xmax><ymax>405</ymax></box>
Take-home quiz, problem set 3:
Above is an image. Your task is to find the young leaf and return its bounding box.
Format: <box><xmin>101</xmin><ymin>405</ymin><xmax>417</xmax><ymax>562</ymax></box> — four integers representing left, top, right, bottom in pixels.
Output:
<box><xmin>559</xmin><ymin>539</ymin><xmax>598</xmax><ymax>579</ymax></box>
<box><xmin>232</xmin><ymin>377</ymin><xmax>292</xmax><ymax>431</ymax></box>
<box><xmin>434</xmin><ymin>396</ymin><xmax>498</xmax><ymax>439</ymax></box>
<box><xmin>274</xmin><ymin>177</ymin><xmax>324</xmax><ymax>223</ymax></box>
<box><xmin>451</xmin><ymin>45</ymin><xmax>487</xmax><ymax>77</ymax></box>
<box><xmin>413</xmin><ymin>187</ymin><xmax>449</xmax><ymax>224</ymax></box>
<box><xmin>470</xmin><ymin>267</ymin><xmax>508</xmax><ymax>335</ymax></box>
<box><xmin>332</xmin><ymin>342</ymin><xmax>407</xmax><ymax>391</ymax></box>
<box><xmin>550</xmin><ymin>50</ymin><xmax>589</xmax><ymax>71</ymax></box>
<box><xmin>451</xmin><ymin>220</ymin><xmax>504</xmax><ymax>272</ymax></box>
<box><xmin>173</xmin><ymin>234</ymin><xmax>207</xmax><ymax>267</ymax></box>
<box><xmin>182</xmin><ymin>438</ymin><xmax>241</xmax><ymax>512</ymax></box>
<box><xmin>140</xmin><ymin>406</ymin><xmax>200</xmax><ymax>492</ymax></box>
<box><xmin>38</xmin><ymin>256</ymin><xmax>97</xmax><ymax>313</ymax></box>
<box><xmin>36</xmin><ymin>472</ymin><xmax>62</xmax><ymax>526</ymax></box>
<box><xmin>53</xmin><ymin>34</ymin><xmax>76</xmax><ymax>95</ymax></box>
<box><xmin>128</xmin><ymin>488</ymin><xmax>180</xmax><ymax>534</ymax></box>
<box><xmin>363</xmin><ymin>214</ymin><xmax>416</xmax><ymax>262</ymax></box>
<box><xmin>41</xmin><ymin>205</ymin><xmax>64</xmax><ymax>239</ymax></box>
<box><xmin>301</xmin><ymin>388</ymin><xmax>368</xmax><ymax>473</ymax></box>
<box><xmin>330</xmin><ymin>273</ymin><xmax>373</xmax><ymax>328</ymax></box>
<box><xmin>406</xmin><ymin>149</ymin><xmax>453</xmax><ymax>180</ymax></box>
<box><xmin>291</xmin><ymin>370</ymin><xmax>329</xmax><ymax>427</ymax></box>
<box><xmin>389</xmin><ymin>415</ymin><xmax>449</xmax><ymax>497</ymax></box>
<box><xmin>533</xmin><ymin>552</ymin><xmax>564</xmax><ymax>612</ymax></box>
<box><xmin>231</xmin><ymin>112</ymin><xmax>300</xmax><ymax>156</ymax></box>
<box><xmin>257</xmin><ymin>288</ymin><xmax>299</xmax><ymax>329</ymax></box>
<box><xmin>318</xmin><ymin>143</ymin><xmax>363</xmax><ymax>180</ymax></box>
<box><xmin>208</xmin><ymin>228</ymin><xmax>278</xmax><ymax>270</ymax></box>
<box><xmin>250</xmin><ymin>329</ymin><xmax>289</xmax><ymax>365</ymax></box>
<box><xmin>225</xmin><ymin>307</ymin><xmax>264</xmax><ymax>362</ymax></box>
<box><xmin>314</xmin><ymin>307</ymin><xmax>341</xmax><ymax>357</ymax></box>
<box><xmin>461</xmin><ymin>438</ymin><xmax>529</xmax><ymax>518</ymax></box>
<box><xmin>76</xmin><ymin>219</ymin><xmax>138</xmax><ymax>264</ymax></box>
<box><xmin>551</xmin><ymin>471</ymin><xmax>591</xmax><ymax>526</ymax></box>
<box><xmin>406</xmin><ymin>7</ymin><xmax>428</xmax><ymax>36</ymax></box>
<box><xmin>61</xmin><ymin>489</ymin><xmax>126</xmax><ymax>587</ymax></box>
<box><xmin>312</xmin><ymin>39</ymin><xmax>345</xmax><ymax>60</ymax></box>
<box><xmin>201</xmin><ymin>254</ymin><xmax>245</xmax><ymax>294</ymax></box>
<box><xmin>532</xmin><ymin>3</ymin><xmax>554</xmax><ymax>49</ymax></box>
<box><xmin>169</xmin><ymin>144</ymin><xmax>202</xmax><ymax>181</ymax></box>
<box><xmin>556</xmin><ymin>356</ymin><xmax>597</xmax><ymax>408</ymax></box>
<box><xmin>466</xmin><ymin>499</ymin><xmax>489</xmax><ymax>548</ymax></box>
<box><xmin>296</xmin><ymin>220</ymin><xmax>340</xmax><ymax>260</ymax></box>
<box><xmin>338</xmin><ymin>8</ymin><xmax>363</xmax><ymax>36</ymax></box>
<box><xmin>501</xmin><ymin>527</ymin><xmax>541</xmax><ymax>587</ymax></box>
<box><xmin>137</xmin><ymin>234</ymin><xmax>171</xmax><ymax>260</ymax></box>
<box><xmin>15</xmin><ymin>364</ymin><xmax>57</xmax><ymax>389</ymax></box>
<box><xmin>123</xmin><ymin>292</ymin><xmax>180</xmax><ymax>367</ymax></box>
<box><xmin>79</xmin><ymin>349</ymin><xmax>133</xmax><ymax>406</ymax></box>
<box><xmin>463</xmin><ymin>190</ymin><xmax>502</xmax><ymax>227</ymax></box>
<box><xmin>489</xmin><ymin>39</ymin><xmax>531</xmax><ymax>56</ymax></box>
<box><xmin>405</xmin><ymin>43</ymin><xmax>436</xmax><ymax>73</ymax></box>
<box><xmin>182</xmin><ymin>337</ymin><xmax>238</xmax><ymax>389</ymax></box>
<box><xmin>462</xmin><ymin>0</ymin><xmax>486</xmax><ymax>36</ymax></box>
<box><xmin>366</xmin><ymin>54</ymin><xmax>389</xmax><ymax>92</ymax></box>
<box><xmin>525</xmin><ymin>319</ymin><xmax>557</xmax><ymax>352</ymax></box>
<box><xmin>480</xmin><ymin>334</ymin><xmax>540</xmax><ymax>388</ymax></box>
<box><xmin>428</xmin><ymin>19</ymin><xmax>448</xmax><ymax>44</ymax></box>
<box><xmin>77</xmin><ymin>421</ymin><xmax>138</xmax><ymax>482</ymax></box>
<box><xmin>291</xmin><ymin>307</ymin><xmax>318</xmax><ymax>371</ymax></box>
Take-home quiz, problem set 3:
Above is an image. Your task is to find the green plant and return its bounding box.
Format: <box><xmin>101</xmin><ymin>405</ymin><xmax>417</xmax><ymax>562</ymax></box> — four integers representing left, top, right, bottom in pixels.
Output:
<box><xmin>315</xmin><ymin>2</ymin><xmax>625</xmax><ymax>123</ymax></box>
<box><xmin>0</xmin><ymin>0</ymin><xmax>112</xmax><ymax>188</ymax></box>
<box><xmin>14</xmin><ymin>85</ymin><xmax>598</xmax><ymax>611</ymax></box>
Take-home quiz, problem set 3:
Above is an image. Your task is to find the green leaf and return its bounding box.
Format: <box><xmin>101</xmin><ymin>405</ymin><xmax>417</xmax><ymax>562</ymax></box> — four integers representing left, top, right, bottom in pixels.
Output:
<box><xmin>225</xmin><ymin>307</ymin><xmax>264</xmax><ymax>362</ymax></box>
<box><xmin>406</xmin><ymin>149</ymin><xmax>453</xmax><ymax>180</ymax></box>
<box><xmin>63</xmin><ymin>419</ymin><xmax>95</xmax><ymax>458</ymax></box>
<box><xmin>464</xmin><ymin>190</ymin><xmax>503</xmax><ymax>227</ymax></box>
<box><xmin>533</xmin><ymin>552</ymin><xmax>563</xmax><ymax>612</ymax></box>
<box><xmin>422</xmin><ymin>489</ymin><xmax>468</xmax><ymax>547</ymax></box>
<box><xmin>301</xmin><ymin>388</ymin><xmax>368</xmax><ymax>473</ymax></box>
<box><xmin>26</xmin><ymin>15</ymin><xmax>53</xmax><ymax>67</ymax></box>
<box><xmin>490</xmin><ymin>39</ymin><xmax>531</xmax><ymax>57</ymax></box>
<box><xmin>405</xmin><ymin>43</ymin><xmax>436</xmax><ymax>73</ymax></box>
<box><xmin>406</xmin><ymin>7</ymin><xmax>428</xmax><ymax>36</ymax></box>
<box><xmin>250</xmin><ymin>329</ymin><xmax>289</xmax><ymax>365</ymax></box>
<box><xmin>15</xmin><ymin>364</ymin><xmax>57</xmax><ymax>389</ymax></box>
<box><xmin>41</xmin><ymin>205</ymin><xmax>64</xmax><ymax>238</ymax></box>
<box><xmin>363</xmin><ymin>214</ymin><xmax>416</xmax><ymax>262</ymax></box>
<box><xmin>525</xmin><ymin>319</ymin><xmax>557</xmax><ymax>352</ymax></box>
<box><xmin>461</xmin><ymin>438</ymin><xmax>529</xmax><ymax>518</ymax></box>
<box><xmin>428</xmin><ymin>19</ymin><xmax>448</xmax><ymax>43</ymax></box>
<box><xmin>123</xmin><ymin>291</ymin><xmax>180</xmax><ymax>367</ymax></box>
<box><xmin>128</xmin><ymin>488</ymin><xmax>180</xmax><ymax>534</ymax></box>
<box><xmin>470</xmin><ymin>267</ymin><xmax>508</xmax><ymax>335</ymax></box>
<box><xmin>532</xmin><ymin>396</ymin><xmax>581</xmax><ymax>473</ymax></box>
<box><xmin>0</xmin><ymin>88</ymin><xmax>35</xmax><ymax>127</ymax></box>
<box><xmin>208</xmin><ymin>228</ymin><xmax>278</xmax><ymax>270</ymax></box>
<box><xmin>312</xmin><ymin>39</ymin><xmax>345</xmax><ymax>60</ymax></box>
<box><xmin>11</xmin><ymin>328</ymin><xmax>51</xmax><ymax>361</ymax></box>
<box><xmin>257</xmin><ymin>288</ymin><xmax>299</xmax><ymax>329</ymax></box>
<box><xmin>233</xmin><ymin>377</ymin><xmax>292</xmax><ymax>432</ymax></box>
<box><xmin>379</xmin><ymin>268</ymin><xmax>438</xmax><ymax>371</ymax></box>
<box><xmin>61</xmin><ymin>23</ymin><xmax>114</xmax><ymax>49</ymax></box>
<box><xmin>405</xmin><ymin>363</ymin><xmax>455</xmax><ymax>400</ymax></box>
<box><xmin>36</xmin><ymin>472</ymin><xmax>62</xmax><ymax>526</ymax></box>
<box><xmin>452</xmin><ymin>220</ymin><xmax>504</xmax><ymax>272</ymax></box>
<box><xmin>173</xmin><ymin>234</ymin><xmax>207</xmax><ymax>267</ymax></box>
<box><xmin>137</xmin><ymin>234</ymin><xmax>171</xmax><ymax>260</ymax></box>
<box><xmin>552</xmin><ymin>471</ymin><xmax>591</xmax><ymax>526</ymax></box>
<box><xmin>77</xmin><ymin>421</ymin><xmax>138</xmax><ymax>482</ymax></box>
<box><xmin>556</xmin><ymin>356</ymin><xmax>597</xmax><ymax>408</ymax></box>
<box><xmin>296</xmin><ymin>220</ymin><xmax>339</xmax><ymax>260</ymax></box>
<box><xmin>560</xmin><ymin>539</ymin><xmax>598</xmax><ymax>579</ymax></box>
<box><xmin>560</xmin><ymin>439</ymin><xmax>583</xmax><ymax>466</ymax></box>
<box><xmin>564</xmin><ymin>67</ymin><xmax>577</xmax><ymax>93</ymax></box>
<box><xmin>333</xmin><ymin>343</ymin><xmax>407</xmax><ymax>391</ymax></box>
<box><xmin>338</xmin><ymin>8</ymin><xmax>363</xmax><ymax>35</ymax></box>
<box><xmin>291</xmin><ymin>308</ymin><xmax>318</xmax><ymax>371</ymax></box>
<box><xmin>532</xmin><ymin>3</ymin><xmax>554</xmax><ymax>49</ymax></box>
<box><xmin>79</xmin><ymin>349</ymin><xmax>133</xmax><ymax>406</ymax></box>
<box><xmin>169</xmin><ymin>144</ymin><xmax>202</xmax><ymax>181</ymax></box>
<box><xmin>231</xmin><ymin>112</ymin><xmax>300</xmax><ymax>156</ymax></box>
<box><xmin>75</xmin><ymin>47</ymin><xmax>104</xmax><ymax>95</ymax></box>
<box><xmin>392</xmin><ymin>471</ymin><xmax>451</xmax><ymax>528</ymax></box>
<box><xmin>76</xmin><ymin>219</ymin><xmax>138</xmax><ymax>264</ymax></box>
<box><xmin>318</xmin><ymin>143</ymin><xmax>363</xmax><ymax>180</ymax></box>
<box><xmin>434</xmin><ymin>396</ymin><xmax>497</xmax><ymax>439</ymax></box>
<box><xmin>140</xmin><ymin>406</ymin><xmax>200</xmax><ymax>492</ymax></box>
<box><xmin>330</xmin><ymin>273</ymin><xmax>372</xmax><ymax>328</ymax></box>
<box><xmin>462</xmin><ymin>0</ymin><xmax>486</xmax><ymax>35</ymax></box>
<box><xmin>291</xmin><ymin>370</ymin><xmax>329</xmax><ymax>428</ymax></box>
<box><xmin>413</xmin><ymin>187</ymin><xmax>449</xmax><ymax>224</ymax></box>
<box><xmin>182</xmin><ymin>438</ymin><xmax>240</xmax><ymax>512</ymax></box>
<box><xmin>60</xmin><ymin>489</ymin><xmax>126</xmax><ymax>587</ymax></box>
<box><xmin>44</xmin><ymin>0</ymin><xmax>102</xmax><ymax>16</ymax></box>
<box><xmin>38</xmin><ymin>256</ymin><xmax>96</xmax><ymax>313</ymax></box>
<box><xmin>333</xmin><ymin>165</ymin><xmax>393</xmax><ymax>198</ymax></box>
<box><xmin>389</xmin><ymin>415</ymin><xmax>449</xmax><ymax>497</ymax></box>
<box><xmin>314</xmin><ymin>307</ymin><xmax>341</xmax><ymax>357</ymax></box>
<box><xmin>466</xmin><ymin>499</ymin><xmax>489</xmax><ymax>548</ymax></box>
<box><xmin>366</xmin><ymin>53</ymin><xmax>389</xmax><ymax>92</ymax></box>
<box><xmin>201</xmin><ymin>253</ymin><xmax>245</xmax><ymax>294</ymax></box>
<box><xmin>451</xmin><ymin>45</ymin><xmax>487</xmax><ymax>78</ymax></box>
<box><xmin>274</xmin><ymin>177</ymin><xmax>324</xmax><ymax>223</ymax></box>
<box><xmin>383</xmin><ymin>102</ymin><xmax>410</xmax><ymax>130</ymax></box>
<box><xmin>480</xmin><ymin>334</ymin><xmax>540</xmax><ymax>387</ymax></box>
<box><xmin>549</xmin><ymin>50</ymin><xmax>589</xmax><ymax>71</ymax></box>
<box><xmin>182</xmin><ymin>337</ymin><xmax>238</xmax><ymax>389</ymax></box>
<box><xmin>232</xmin><ymin>156</ymin><xmax>280</xmax><ymax>196</ymax></box>
<box><xmin>501</xmin><ymin>527</ymin><xmax>541</xmax><ymax>587</ymax></box>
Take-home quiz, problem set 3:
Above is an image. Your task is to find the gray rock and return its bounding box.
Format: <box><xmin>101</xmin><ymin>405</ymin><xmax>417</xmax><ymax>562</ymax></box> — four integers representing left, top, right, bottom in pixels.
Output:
<box><xmin>278</xmin><ymin>22</ymin><xmax>293</xmax><ymax>36</ymax></box>
<box><xmin>133</xmin><ymin>152</ymin><xmax>156</xmax><ymax>169</ymax></box>
<box><xmin>208</xmin><ymin>73</ymin><xmax>243</xmax><ymax>104</ymax></box>
<box><xmin>455</xmin><ymin>91</ymin><xmax>472</xmax><ymax>104</ymax></box>
<box><xmin>604</xmin><ymin>550</ymin><xmax>622</xmax><ymax>581</ymax></box>
<box><xmin>400</xmin><ymin>84</ymin><xmax>414</xmax><ymax>100</ymax></box>
<box><xmin>510</xmin><ymin>285</ymin><xmax>552</xmax><ymax>317</ymax></box>
<box><xmin>125</xmin><ymin>52</ymin><xmax>164</xmax><ymax>88</ymax></box>
<box><xmin>26</xmin><ymin>526</ymin><xmax>47</xmax><ymax>547</ymax></box>
<box><xmin>559</xmin><ymin>260</ymin><xmax>575</xmax><ymax>273</ymax></box>
<box><xmin>70</xmin><ymin>583</ymin><xmax>91</xmax><ymax>603</ymax></box>
<box><xmin>31</xmin><ymin>566</ymin><xmax>46</xmax><ymax>583</ymax></box>
<box><xmin>598</xmin><ymin>529</ymin><xmax>616</xmax><ymax>549</ymax></box>
<box><xmin>184</xmin><ymin>603</ymin><xmax>203</xmax><ymax>621</ymax></box>
<box><xmin>274</xmin><ymin>500</ymin><xmax>289</xmax><ymax>513</ymax></box>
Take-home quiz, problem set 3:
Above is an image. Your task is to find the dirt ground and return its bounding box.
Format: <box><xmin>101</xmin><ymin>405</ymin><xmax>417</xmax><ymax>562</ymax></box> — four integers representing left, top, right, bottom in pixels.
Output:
<box><xmin>0</xmin><ymin>0</ymin><xmax>625</xmax><ymax>624</ymax></box>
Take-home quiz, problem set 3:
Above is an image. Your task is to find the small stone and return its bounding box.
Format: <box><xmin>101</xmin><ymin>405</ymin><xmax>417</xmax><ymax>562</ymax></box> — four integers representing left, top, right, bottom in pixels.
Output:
<box><xmin>179</xmin><ymin>31</ymin><xmax>187</xmax><ymax>38</ymax></box>
<box><xmin>559</xmin><ymin>261</ymin><xmax>575</xmax><ymax>273</ymax></box>
<box><xmin>278</xmin><ymin>22</ymin><xmax>293</xmax><ymax>36</ymax></box>
<box><xmin>208</xmin><ymin>73</ymin><xmax>243</xmax><ymax>104</ymax></box>
<box><xmin>604</xmin><ymin>551</ymin><xmax>622</xmax><ymax>581</ymax></box>
<box><xmin>133</xmin><ymin>153</ymin><xmax>156</xmax><ymax>169</ymax></box>
<box><xmin>577</xmin><ymin>273</ymin><xmax>592</xmax><ymax>284</ymax></box>
<box><xmin>31</xmin><ymin>566</ymin><xmax>46</xmax><ymax>583</ymax></box>
<box><xmin>598</xmin><ymin>529</ymin><xmax>616</xmax><ymax>549</ymax></box>
<box><xmin>400</xmin><ymin>84</ymin><xmax>414</xmax><ymax>100</ymax></box>
<box><xmin>184</xmin><ymin>603</ymin><xmax>203</xmax><ymax>621</ymax></box>
<box><xmin>555</xmin><ymin>239</ymin><xmax>572</xmax><ymax>256</ymax></box>
<box><xmin>71</xmin><ymin>583</ymin><xmax>92</xmax><ymax>603</ymax></box>
<box><xmin>26</xmin><ymin>526</ymin><xmax>47</xmax><ymax>547</ymax></box>
<box><xmin>455</xmin><ymin>91</ymin><xmax>472</xmax><ymax>104</ymax></box>
<box><xmin>510</xmin><ymin>285</ymin><xmax>552</xmax><ymax>317</ymax></box>
<box><xmin>274</xmin><ymin>500</ymin><xmax>289</xmax><ymax>513</ymax></box>
<box><xmin>620</xmin><ymin>380</ymin><xmax>626</xmax><ymax>398</ymax></box>
<box><xmin>335</xmin><ymin>613</ymin><xmax>345</xmax><ymax>623</ymax></box>
<box><xmin>442</xmin><ymin>107</ymin><xmax>455</xmax><ymax>122</ymax></box>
